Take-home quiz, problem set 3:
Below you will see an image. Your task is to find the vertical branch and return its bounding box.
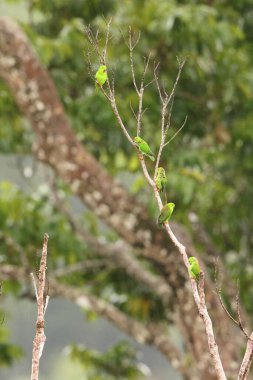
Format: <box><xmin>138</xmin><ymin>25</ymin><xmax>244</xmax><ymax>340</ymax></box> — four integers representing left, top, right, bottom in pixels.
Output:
<box><xmin>154</xmin><ymin>58</ymin><xmax>186</xmax><ymax>178</ymax></box>
<box><xmin>129</xmin><ymin>27</ymin><xmax>151</xmax><ymax>136</ymax></box>
<box><xmin>102</xmin><ymin>17</ymin><xmax>112</xmax><ymax>65</ymax></box>
<box><xmin>31</xmin><ymin>233</ymin><xmax>49</xmax><ymax>380</ymax></box>
<box><xmin>129</xmin><ymin>26</ymin><xmax>140</xmax><ymax>94</ymax></box>
<box><xmin>136</xmin><ymin>53</ymin><xmax>151</xmax><ymax>136</ymax></box>
<box><xmin>237</xmin><ymin>333</ymin><xmax>253</xmax><ymax>380</ymax></box>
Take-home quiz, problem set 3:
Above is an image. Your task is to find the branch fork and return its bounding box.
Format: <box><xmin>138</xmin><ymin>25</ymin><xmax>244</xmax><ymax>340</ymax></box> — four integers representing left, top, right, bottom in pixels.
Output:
<box><xmin>85</xmin><ymin>20</ymin><xmax>253</xmax><ymax>380</ymax></box>
<box><xmin>30</xmin><ymin>233</ymin><xmax>50</xmax><ymax>380</ymax></box>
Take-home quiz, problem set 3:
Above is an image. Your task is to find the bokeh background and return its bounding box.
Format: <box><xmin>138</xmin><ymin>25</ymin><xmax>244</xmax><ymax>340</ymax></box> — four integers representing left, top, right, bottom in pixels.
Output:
<box><xmin>0</xmin><ymin>0</ymin><xmax>253</xmax><ymax>379</ymax></box>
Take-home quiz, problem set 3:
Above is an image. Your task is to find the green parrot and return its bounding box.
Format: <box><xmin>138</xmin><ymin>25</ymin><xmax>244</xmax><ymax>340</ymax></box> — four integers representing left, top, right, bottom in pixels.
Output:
<box><xmin>95</xmin><ymin>65</ymin><xmax>107</xmax><ymax>87</ymax></box>
<box><xmin>134</xmin><ymin>137</ymin><xmax>155</xmax><ymax>161</ymax></box>
<box><xmin>155</xmin><ymin>167</ymin><xmax>167</xmax><ymax>192</ymax></box>
<box><xmin>157</xmin><ymin>202</ymin><xmax>175</xmax><ymax>225</ymax></box>
<box><xmin>188</xmin><ymin>256</ymin><xmax>201</xmax><ymax>281</ymax></box>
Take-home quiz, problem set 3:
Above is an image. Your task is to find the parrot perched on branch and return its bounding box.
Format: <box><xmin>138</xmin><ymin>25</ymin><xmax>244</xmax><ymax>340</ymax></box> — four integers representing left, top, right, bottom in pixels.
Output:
<box><xmin>188</xmin><ymin>256</ymin><xmax>201</xmax><ymax>281</ymax></box>
<box><xmin>157</xmin><ymin>202</ymin><xmax>175</xmax><ymax>225</ymax></box>
<box><xmin>155</xmin><ymin>167</ymin><xmax>167</xmax><ymax>192</ymax></box>
<box><xmin>95</xmin><ymin>65</ymin><xmax>107</xmax><ymax>87</ymax></box>
<box><xmin>134</xmin><ymin>137</ymin><xmax>155</xmax><ymax>161</ymax></box>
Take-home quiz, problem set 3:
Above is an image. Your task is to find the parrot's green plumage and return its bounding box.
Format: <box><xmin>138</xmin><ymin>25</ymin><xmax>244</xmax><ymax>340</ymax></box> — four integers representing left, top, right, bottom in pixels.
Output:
<box><xmin>188</xmin><ymin>256</ymin><xmax>201</xmax><ymax>281</ymax></box>
<box><xmin>157</xmin><ymin>202</ymin><xmax>175</xmax><ymax>225</ymax></box>
<box><xmin>95</xmin><ymin>65</ymin><xmax>107</xmax><ymax>87</ymax></box>
<box><xmin>155</xmin><ymin>167</ymin><xmax>167</xmax><ymax>192</ymax></box>
<box><xmin>134</xmin><ymin>137</ymin><xmax>155</xmax><ymax>161</ymax></box>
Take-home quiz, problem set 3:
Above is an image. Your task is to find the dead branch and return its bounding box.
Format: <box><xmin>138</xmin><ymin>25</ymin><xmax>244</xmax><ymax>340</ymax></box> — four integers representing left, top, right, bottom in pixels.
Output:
<box><xmin>92</xmin><ymin>26</ymin><xmax>227</xmax><ymax>380</ymax></box>
<box><xmin>214</xmin><ymin>262</ymin><xmax>251</xmax><ymax>340</ymax></box>
<box><xmin>164</xmin><ymin>115</ymin><xmax>188</xmax><ymax>147</ymax></box>
<box><xmin>238</xmin><ymin>332</ymin><xmax>253</xmax><ymax>380</ymax></box>
<box><xmin>154</xmin><ymin>58</ymin><xmax>186</xmax><ymax>178</ymax></box>
<box><xmin>31</xmin><ymin>233</ymin><xmax>49</xmax><ymax>380</ymax></box>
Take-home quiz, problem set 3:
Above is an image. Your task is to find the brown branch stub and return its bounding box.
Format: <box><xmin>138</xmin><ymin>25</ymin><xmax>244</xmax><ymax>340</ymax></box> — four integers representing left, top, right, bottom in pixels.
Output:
<box><xmin>31</xmin><ymin>233</ymin><xmax>49</xmax><ymax>380</ymax></box>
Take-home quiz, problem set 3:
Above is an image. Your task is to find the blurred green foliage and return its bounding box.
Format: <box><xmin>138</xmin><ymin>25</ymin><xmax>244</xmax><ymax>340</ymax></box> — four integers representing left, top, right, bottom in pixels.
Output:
<box><xmin>0</xmin><ymin>312</ymin><xmax>23</xmax><ymax>367</ymax></box>
<box><xmin>69</xmin><ymin>341</ymin><xmax>147</xmax><ymax>380</ymax></box>
<box><xmin>1</xmin><ymin>0</ymin><xmax>253</xmax><ymax>376</ymax></box>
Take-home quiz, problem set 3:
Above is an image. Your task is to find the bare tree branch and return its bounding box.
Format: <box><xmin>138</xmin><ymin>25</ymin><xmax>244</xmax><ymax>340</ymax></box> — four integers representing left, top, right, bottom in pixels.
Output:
<box><xmin>129</xmin><ymin>26</ymin><xmax>141</xmax><ymax>95</ymax></box>
<box><xmin>154</xmin><ymin>58</ymin><xmax>186</xmax><ymax>178</ymax></box>
<box><xmin>31</xmin><ymin>233</ymin><xmax>49</xmax><ymax>380</ymax></box>
<box><xmin>93</xmin><ymin>25</ymin><xmax>226</xmax><ymax>379</ymax></box>
<box><xmin>102</xmin><ymin>17</ymin><xmax>112</xmax><ymax>64</ymax></box>
<box><xmin>237</xmin><ymin>332</ymin><xmax>253</xmax><ymax>380</ymax></box>
<box><xmin>215</xmin><ymin>263</ymin><xmax>251</xmax><ymax>341</ymax></box>
<box><xmin>164</xmin><ymin>115</ymin><xmax>188</xmax><ymax>147</ymax></box>
<box><xmin>162</xmin><ymin>223</ymin><xmax>226</xmax><ymax>379</ymax></box>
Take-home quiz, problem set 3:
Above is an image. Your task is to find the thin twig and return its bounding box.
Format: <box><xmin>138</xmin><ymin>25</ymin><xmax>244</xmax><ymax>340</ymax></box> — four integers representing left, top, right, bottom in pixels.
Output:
<box><xmin>30</xmin><ymin>273</ymin><xmax>38</xmax><ymax>301</ymax></box>
<box><xmin>102</xmin><ymin>17</ymin><xmax>112</xmax><ymax>64</ymax></box>
<box><xmin>154</xmin><ymin>58</ymin><xmax>186</xmax><ymax>178</ymax></box>
<box><xmin>164</xmin><ymin>115</ymin><xmax>188</xmax><ymax>147</ymax></box>
<box><xmin>154</xmin><ymin>62</ymin><xmax>163</xmax><ymax>103</ymax></box>
<box><xmin>129</xmin><ymin>27</ymin><xmax>152</xmax><ymax>136</ymax></box>
<box><xmin>43</xmin><ymin>295</ymin><xmax>50</xmax><ymax>316</ymax></box>
<box><xmin>130</xmin><ymin>101</ymin><xmax>138</xmax><ymax>120</ymax></box>
<box><xmin>129</xmin><ymin>26</ymin><xmax>140</xmax><ymax>95</ymax></box>
<box><xmin>215</xmin><ymin>262</ymin><xmax>251</xmax><ymax>340</ymax></box>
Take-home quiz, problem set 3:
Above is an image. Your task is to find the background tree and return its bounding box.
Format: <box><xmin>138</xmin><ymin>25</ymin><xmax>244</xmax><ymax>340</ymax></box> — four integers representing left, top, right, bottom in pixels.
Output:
<box><xmin>0</xmin><ymin>0</ymin><xmax>253</xmax><ymax>379</ymax></box>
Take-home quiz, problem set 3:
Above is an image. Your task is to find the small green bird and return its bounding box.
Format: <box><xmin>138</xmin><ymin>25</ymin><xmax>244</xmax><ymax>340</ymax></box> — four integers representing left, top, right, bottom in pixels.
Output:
<box><xmin>155</xmin><ymin>167</ymin><xmax>167</xmax><ymax>192</ymax></box>
<box><xmin>157</xmin><ymin>202</ymin><xmax>175</xmax><ymax>225</ymax></box>
<box><xmin>95</xmin><ymin>65</ymin><xmax>107</xmax><ymax>87</ymax></box>
<box><xmin>188</xmin><ymin>256</ymin><xmax>201</xmax><ymax>281</ymax></box>
<box><xmin>134</xmin><ymin>137</ymin><xmax>155</xmax><ymax>161</ymax></box>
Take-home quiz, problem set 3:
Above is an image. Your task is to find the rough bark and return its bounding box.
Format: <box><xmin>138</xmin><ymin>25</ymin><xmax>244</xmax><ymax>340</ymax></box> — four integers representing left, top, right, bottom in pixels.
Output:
<box><xmin>0</xmin><ymin>16</ymin><xmax>243</xmax><ymax>379</ymax></box>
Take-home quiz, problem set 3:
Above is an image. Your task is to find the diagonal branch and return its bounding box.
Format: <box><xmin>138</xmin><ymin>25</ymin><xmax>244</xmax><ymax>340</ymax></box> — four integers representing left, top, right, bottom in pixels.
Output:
<box><xmin>214</xmin><ymin>263</ymin><xmax>251</xmax><ymax>341</ymax></box>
